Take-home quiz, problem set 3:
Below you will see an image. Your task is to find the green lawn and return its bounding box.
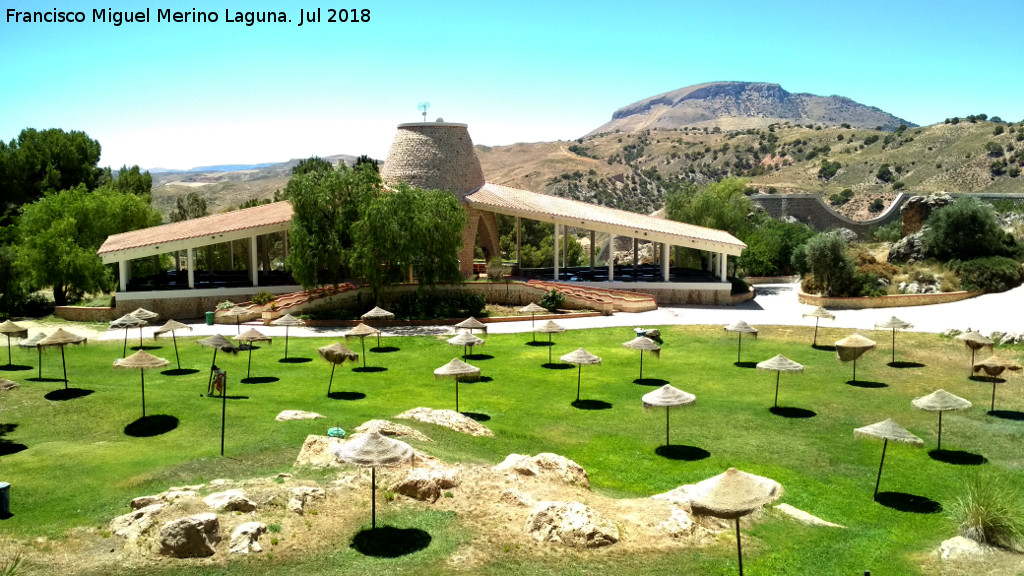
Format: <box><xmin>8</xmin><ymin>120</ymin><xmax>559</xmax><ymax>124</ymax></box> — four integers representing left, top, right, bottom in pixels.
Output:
<box><xmin>0</xmin><ymin>323</ymin><xmax>1021</xmax><ymax>575</ymax></box>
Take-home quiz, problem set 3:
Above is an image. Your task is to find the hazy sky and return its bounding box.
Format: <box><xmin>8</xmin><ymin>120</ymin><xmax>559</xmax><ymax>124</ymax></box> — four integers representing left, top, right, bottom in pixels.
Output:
<box><xmin>3</xmin><ymin>0</ymin><xmax>1022</xmax><ymax>169</ymax></box>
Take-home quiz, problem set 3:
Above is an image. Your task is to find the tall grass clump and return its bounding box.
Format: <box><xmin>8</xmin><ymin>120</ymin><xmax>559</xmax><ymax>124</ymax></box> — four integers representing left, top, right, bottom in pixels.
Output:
<box><xmin>948</xmin><ymin>473</ymin><xmax>1024</xmax><ymax>550</ymax></box>
<box><xmin>0</xmin><ymin>553</ymin><xmax>23</xmax><ymax>576</ymax></box>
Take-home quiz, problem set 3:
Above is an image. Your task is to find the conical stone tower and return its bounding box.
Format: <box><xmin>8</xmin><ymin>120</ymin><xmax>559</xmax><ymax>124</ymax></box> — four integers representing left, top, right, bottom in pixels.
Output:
<box><xmin>381</xmin><ymin>122</ymin><xmax>498</xmax><ymax>275</ymax></box>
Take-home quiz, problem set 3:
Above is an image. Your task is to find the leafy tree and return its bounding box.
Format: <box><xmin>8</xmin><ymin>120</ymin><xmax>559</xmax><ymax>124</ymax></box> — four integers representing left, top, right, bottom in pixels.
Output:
<box><xmin>664</xmin><ymin>177</ymin><xmax>754</xmax><ymax>241</ymax></box>
<box><xmin>291</xmin><ymin>156</ymin><xmax>334</xmax><ymax>176</ymax></box>
<box><xmin>737</xmin><ymin>218</ymin><xmax>814</xmax><ymax>276</ymax></box>
<box><xmin>354</xmin><ymin>154</ymin><xmax>380</xmax><ymax>172</ymax></box>
<box><xmin>818</xmin><ymin>159</ymin><xmax>841</xmax><ymax>181</ymax></box>
<box><xmin>986</xmin><ymin>142</ymin><xmax>1005</xmax><ymax>157</ymax></box>
<box><xmin>497</xmin><ymin>216</ymin><xmax>583</xmax><ymax>268</ymax></box>
<box><xmin>923</xmin><ymin>197</ymin><xmax>1014</xmax><ymax>261</ymax></box>
<box><xmin>108</xmin><ymin>165</ymin><xmax>153</xmax><ymax>197</ymax></box>
<box><xmin>804</xmin><ymin>231</ymin><xmax>856</xmax><ymax>297</ymax></box>
<box><xmin>16</xmin><ymin>185</ymin><xmax>160</xmax><ymax>305</ymax></box>
<box><xmin>169</xmin><ymin>192</ymin><xmax>209</xmax><ymax>222</ymax></box>
<box><xmin>876</xmin><ymin>164</ymin><xmax>894</xmax><ymax>182</ymax></box>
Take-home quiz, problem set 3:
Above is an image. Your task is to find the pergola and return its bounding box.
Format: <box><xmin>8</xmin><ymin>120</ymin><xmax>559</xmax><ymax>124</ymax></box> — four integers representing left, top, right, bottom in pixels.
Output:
<box><xmin>97</xmin><ymin>202</ymin><xmax>293</xmax><ymax>292</ymax></box>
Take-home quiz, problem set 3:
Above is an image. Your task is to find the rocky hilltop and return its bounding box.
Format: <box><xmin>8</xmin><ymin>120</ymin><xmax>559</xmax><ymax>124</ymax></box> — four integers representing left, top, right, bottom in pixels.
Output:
<box><xmin>588</xmin><ymin>81</ymin><xmax>915</xmax><ymax>134</ymax></box>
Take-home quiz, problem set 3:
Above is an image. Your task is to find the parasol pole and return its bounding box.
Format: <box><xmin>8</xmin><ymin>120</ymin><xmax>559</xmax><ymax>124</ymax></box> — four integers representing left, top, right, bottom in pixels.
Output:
<box><xmin>37</xmin><ymin>346</ymin><xmax>42</xmax><ymax>379</ymax></box>
<box><xmin>576</xmin><ymin>365</ymin><xmax>582</xmax><ymax>401</ymax></box>
<box><xmin>735</xmin><ymin>518</ymin><xmax>744</xmax><ymax>576</ymax></box>
<box><xmin>371</xmin><ymin>467</ymin><xmax>377</xmax><ymax>530</ymax></box>
<box><xmin>208</xmin><ymin>348</ymin><xmax>218</xmax><ymax>394</ymax></box>
<box><xmin>665</xmin><ymin>406</ymin><xmax>671</xmax><ymax>446</ymax></box>
<box><xmin>937</xmin><ymin>411</ymin><xmax>943</xmax><ymax>451</ymax></box>
<box><xmin>4</xmin><ymin>334</ymin><xmax>9</xmax><ymax>366</ymax></box>
<box><xmin>455</xmin><ymin>378</ymin><xmax>460</xmax><ymax>413</ymax></box>
<box><xmin>874</xmin><ymin>438</ymin><xmax>887</xmax><ymax>498</ymax></box>
<box><xmin>138</xmin><ymin>325</ymin><xmax>144</xmax><ymax>349</ymax></box>
<box><xmin>852</xmin><ymin>358</ymin><xmax>857</xmax><ymax>383</ymax></box>
<box><xmin>639</xmin><ymin>350</ymin><xmax>644</xmax><ymax>380</ymax></box>
<box><xmin>327</xmin><ymin>363</ymin><xmax>336</xmax><ymax>395</ymax></box>
<box><xmin>221</xmin><ymin>372</ymin><xmax>227</xmax><ymax>456</ymax></box>
<box><xmin>123</xmin><ymin>328</ymin><xmax>129</xmax><ymax>357</ymax></box>
<box><xmin>548</xmin><ymin>334</ymin><xmax>553</xmax><ymax>363</ymax></box>
<box><xmin>891</xmin><ymin>329</ymin><xmax>896</xmax><ymax>364</ymax></box>
<box><xmin>990</xmin><ymin>380</ymin><xmax>997</xmax><ymax>412</ymax></box>
<box><xmin>737</xmin><ymin>332</ymin><xmax>742</xmax><ymax>363</ymax></box>
<box><xmin>61</xmin><ymin>346</ymin><xmax>68</xmax><ymax>389</ymax></box>
<box><xmin>813</xmin><ymin>317</ymin><xmax>820</xmax><ymax>347</ymax></box>
<box><xmin>360</xmin><ymin>337</ymin><xmax>366</xmax><ymax>368</ymax></box>
<box><xmin>774</xmin><ymin>371</ymin><xmax>781</xmax><ymax>408</ymax></box>
<box><xmin>246</xmin><ymin>346</ymin><xmax>253</xmax><ymax>378</ymax></box>
<box><xmin>172</xmin><ymin>331</ymin><xmax>181</xmax><ymax>369</ymax></box>
<box><xmin>284</xmin><ymin>326</ymin><xmax>289</xmax><ymax>360</ymax></box>
<box><xmin>140</xmin><ymin>368</ymin><xmax>146</xmax><ymax>418</ymax></box>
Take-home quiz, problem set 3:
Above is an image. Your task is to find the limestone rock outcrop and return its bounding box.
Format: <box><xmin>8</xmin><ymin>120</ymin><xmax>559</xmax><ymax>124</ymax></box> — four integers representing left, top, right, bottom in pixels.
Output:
<box><xmin>157</xmin><ymin>513</ymin><xmax>221</xmax><ymax>558</ymax></box>
<box><xmin>525</xmin><ymin>501</ymin><xmax>619</xmax><ymax>548</ymax></box>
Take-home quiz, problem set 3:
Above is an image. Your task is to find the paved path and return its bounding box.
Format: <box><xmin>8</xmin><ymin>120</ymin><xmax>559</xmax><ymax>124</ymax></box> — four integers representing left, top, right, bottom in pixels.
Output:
<box><xmin>63</xmin><ymin>281</ymin><xmax>1021</xmax><ymax>342</ymax></box>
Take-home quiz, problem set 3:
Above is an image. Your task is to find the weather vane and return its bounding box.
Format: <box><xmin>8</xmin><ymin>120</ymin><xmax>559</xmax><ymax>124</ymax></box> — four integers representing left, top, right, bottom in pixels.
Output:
<box><xmin>418</xmin><ymin>102</ymin><xmax>430</xmax><ymax>122</ymax></box>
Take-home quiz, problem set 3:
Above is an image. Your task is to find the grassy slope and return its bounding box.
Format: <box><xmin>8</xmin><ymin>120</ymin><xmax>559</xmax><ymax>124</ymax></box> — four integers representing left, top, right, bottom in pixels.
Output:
<box><xmin>1</xmin><ymin>325</ymin><xmax>1022</xmax><ymax>575</ymax></box>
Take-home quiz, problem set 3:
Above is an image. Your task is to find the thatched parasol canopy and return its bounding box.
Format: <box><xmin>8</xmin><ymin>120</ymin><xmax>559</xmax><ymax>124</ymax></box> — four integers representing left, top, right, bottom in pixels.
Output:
<box><xmin>536</xmin><ymin>320</ymin><xmax>566</xmax><ymax>362</ymax></box>
<box><xmin>912</xmin><ymin>389</ymin><xmax>972</xmax><ymax>451</ymax></box>
<box><xmin>318</xmin><ymin>342</ymin><xmax>359</xmax><ymax>395</ymax></box>
<box><xmin>724</xmin><ymin>321</ymin><xmax>758</xmax><ymax>364</ymax></box>
<box><xmin>623</xmin><ymin>336</ymin><xmax>660</xmax><ymax>381</ymax></box>
<box><xmin>802</xmin><ymin>306</ymin><xmax>835</xmax><ymax>346</ymax></box>
<box><xmin>454</xmin><ymin>317</ymin><xmax>487</xmax><ymax>334</ymax></box>
<box><xmin>38</xmin><ymin>328</ymin><xmax>87</xmax><ymax>387</ymax></box>
<box><xmin>129</xmin><ymin>307</ymin><xmax>159</xmax><ymax>321</ymax></box>
<box><xmin>519</xmin><ymin>302</ymin><xmax>548</xmax><ymax>341</ymax></box>
<box><xmin>447</xmin><ymin>332</ymin><xmax>484</xmax><ymax>359</ymax></box>
<box><xmin>110</xmin><ymin>314</ymin><xmax>146</xmax><ymax>329</ymax></box>
<box><xmin>972</xmin><ymin>354</ymin><xmax>1022</xmax><ymax>412</ymax></box>
<box><xmin>220</xmin><ymin>306</ymin><xmax>250</xmax><ymax>334</ymax></box>
<box><xmin>332</xmin><ymin>430</ymin><xmax>414</xmax><ymax>529</ymax></box>
<box><xmin>115</xmin><ymin>350</ymin><xmax>170</xmax><ymax>418</ymax></box>
<box><xmin>561</xmin><ymin>348</ymin><xmax>601</xmax><ymax>402</ymax></box>
<box><xmin>271</xmin><ymin>314</ymin><xmax>306</xmax><ymax>360</ymax></box>
<box><xmin>756</xmin><ymin>354</ymin><xmax>804</xmax><ymax>408</ymax></box>
<box><xmin>361</xmin><ymin>306</ymin><xmax>395</xmax><ymax>321</ymax></box>
<box><xmin>642</xmin><ymin>384</ymin><xmax>696</xmax><ymax>408</ymax></box>
<box><xmin>957</xmin><ymin>331</ymin><xmax>993</xmax><ymax>350</ymax></box>
<box><xmin>197</xmin><ymin>334</ymin><xmax>238</xmax><ymax>353</ymax></box>
<box><xmin>344</xmin><ymin>323</ymin><xmax>380</xmax><ymax>368</ymax></box>
<box><xmin>18</xmin><ymin>333</ymin><xmax>45</xmax><ymax>348</ymax></box>
<box><xmin>854</xmin><ymin>418</ymin><xmax>923</xmax><ymax>498</ymax></box>
<box><xmin>835</xmin><ymin>334</ymin><xmax>876</xmax><ymax>383</ymax></box>
<box><xmin>434</xmin><ymin>357</ymin><xmax>480</xmax><ymax>412</ymax></box>
<box><xmin>0</xmin><ymin>319</ymin><xmax>28</xmax><ymax>366</ymax></box>
<box><xmin>689</xmin><ymin>468</ymin><xmax>783</xmax><ymax>575</ymax></box>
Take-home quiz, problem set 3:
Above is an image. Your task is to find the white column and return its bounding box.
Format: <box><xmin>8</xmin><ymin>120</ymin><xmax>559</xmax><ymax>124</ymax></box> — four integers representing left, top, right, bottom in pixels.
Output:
<box><xmin>118</xmin><ymin>260</ymin><xmax>130</xmax><ymax>292</ymax></box>
<box><xmin>229</xmin><ymin>242</ymin><xmax>234</xmax><ymax>270</ymax></box>
<box><xmin>283</xmin><ymin>231</ymin><xmax>289</xmax><ymax>261</ymax></box>
<box><xmin>719</xmin><ymin>253</ymin><xmax>727</xmax><ymax>282</ymax></box>
<box><xmin>515</xmin><ymin>216</ymin><xmax>521</xmax><ymax>266</ymax></box>
<box><xmin>589</xmin><ymin>230</ymin><xmax>595</xmax><ymax>269</ymax></box>
<box><xmin>250</xmin><ymin>236</ymin><xmax>259</xmax><ymax>286</ymax></box>
<box><xmin>186</xmin><ymin>248</ymin><xmax>195</xmax><ymax>288</ymax></box>
<box><xmin>661</xmin><ymin>243</ymin><xmax>670</xmax><ymax>281</ymax></box>
<box><xmin>607</xmin><ymin>234</ymin><xmax>615</xmax><ymax>281</ymax></box>
<box><xmin>553</xmin><ymin>223</ymin><xmax>560</xmax><ymax>281</ymax></box>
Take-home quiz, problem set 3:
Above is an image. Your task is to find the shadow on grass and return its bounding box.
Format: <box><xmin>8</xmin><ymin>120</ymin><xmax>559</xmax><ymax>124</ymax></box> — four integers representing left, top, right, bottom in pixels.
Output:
<box><xmin>888</xmin><ymin>361</ymin><xmax>925</xmax><ymax>369</ymax></box>
<box><xmin>571</xmin><ymin>399</ymin><xmax>612</xmax><ymax>411</ymax></box>
<box><xmin>542</xmin><ymin>362</ymin><xmax>574</xmax><ymax>370</ymax></box>
<box><xmin>279</xmin><ymin>357</ymin><xmax>312</xmax><ymax>364</ymax></box>
<box><xmin>124</xmin><ymin>414</ymin><xmax>179</xmax><ymax>437</ymax></box>
<box><xmin>27</xmin><ymin>377</ymin><xmax>66</xmax><ymax>383</ymax></box>
<box><xmin>769</xmin><ymin>406</ymin><xmax>816</xmax><ymax>419</ymax></box>
<box><xmin>634</xmin><ymin>378</ymin><xmax>669</xmax><ymax>386</ymax></box>
<box><xmin>328</xmin><ymin>391</ymin><xmax>366</xmax><ymax>401</ymax></box>
<box><xmin>988</xmin><ymin>410</ymin><xmax>1024</xmax><ymax>421</ymax></box>
<box><xmin>461</xmin><ymin>412</ymin><xmax>491</xmax><ymax>422</ymax></box>
<box><xmin>162</xmin><ymin>368</ymin><xmax>200</xmax><ymax>376</ymax></box>
<box><xmin>464</xmin><ymin>354</ymin><xmax>494</xmax><ymax>361</ymax></box>
<box><xmin>874</xmin><ymin>491</ymin><xmax>941</xmax><ymax>514</ymax></box>
<box><xmin>734</xmin><ymin>361</ymin><xmax>757</xmax><ymax>369</ymax></box>
<box><xmin>0</xmin><ymin>364</ymin><xmax>32</xmax><ymax>372</ymax></box>
<box><xmin>846</xmin><ymin>380</ymin><xmax>888</xmax><ymax>389</ymax></box>
<box><xmin>0</xmin><ymin>424</ymin><xmax>27</xmax><ymax>457</ymax></box>
<box><xmin>812</xmin><ymin>344</ymin><xmax>837</xmax><ymax>352</ymax></box>
<box><xmin>525</xmin><ymin>341</ymin><xmax>554</xmax><ymax>347</ymax></box>
<box><xmin>353</xmin><ymin>366</ymin><xmax>387</xmax><ymax>373</ymax></box>
<box><xmin>655</xmin><ymin>444</ymin><xmax>711</xmax><ymax>461</ymax></box>
<box><xmin>204</xmin><ymin>394</ymin><xmax>250</xmax><ymax>400</ymax></box>
<box><xmin>131</xmin><ymin>345</ymin><xmax>162</xmax><ymax>352</ymax></box>
<box><xmin>970</xmin><ymin>375</ymin><xmax>1004</xmax><ymax>384</ymax></box>
<box><xmin>929</xmin><ymin>449</ymin><xmax>987</xmax><ymax>465</ymax></box>
<box><xmin>370</xmin><ymin>346</ymin><xmax>400</xmax><ymax>354</ymax></box>
<box><xmin>350</xmin><ymin>526</ymin><xmax>431</xmax><ymax>558</ymax></box>
<box><xmin>476</xmin><ymin>376</ymin><xmax>494</xmax><ymax>383</ymax></box>
<box><xmin>240</xmin><ymin>376</ymin><xmax>279</xmax><ymax>384</ymax></box>
<box><xmin>44</xmin><ymin>388</ymin><xmax>94</xmax><ymax>401</ymax></box>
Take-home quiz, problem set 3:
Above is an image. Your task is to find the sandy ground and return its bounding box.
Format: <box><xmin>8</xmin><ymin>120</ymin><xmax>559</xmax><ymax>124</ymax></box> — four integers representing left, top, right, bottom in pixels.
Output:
<box><xmin>26</xmin><ymin>281</ymin><xmax>1019</xmax><ymax>343</ymax></box>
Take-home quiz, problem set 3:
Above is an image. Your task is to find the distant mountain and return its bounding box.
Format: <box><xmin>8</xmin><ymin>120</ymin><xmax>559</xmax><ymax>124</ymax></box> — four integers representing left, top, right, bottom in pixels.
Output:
<box><xmin>587</xmin><ymin>81</ymin><xmax>915</xmax><ymax>135</ymax></box>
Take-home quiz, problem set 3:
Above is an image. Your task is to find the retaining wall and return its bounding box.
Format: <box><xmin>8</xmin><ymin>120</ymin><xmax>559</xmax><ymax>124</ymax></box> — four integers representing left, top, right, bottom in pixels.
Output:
<box><xmin>797</xmin><ymin>290</ymin><xmax>983</xmax><ymax>309</ymax></box>
<box><xmin>749</xmin><ymin>193</ymin><xmax>905</xmax><ymax>236</ymax></box>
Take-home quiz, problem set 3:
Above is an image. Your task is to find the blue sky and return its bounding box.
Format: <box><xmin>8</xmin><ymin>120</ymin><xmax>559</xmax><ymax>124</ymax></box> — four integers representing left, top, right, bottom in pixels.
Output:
<box><xmin>2</xmin><ymin>0</ymin><xmax>1022</xmax><ymax>169</ymax></box>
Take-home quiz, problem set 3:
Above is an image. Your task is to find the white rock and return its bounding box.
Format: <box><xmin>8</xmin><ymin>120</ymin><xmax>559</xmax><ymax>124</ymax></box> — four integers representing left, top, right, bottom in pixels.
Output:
<box><xmin>525</xmin><ymin>501</ymin><xmax>619</xmax><ymax>548</ymax></box>
<box><xmin>494</xmin><ymin>453</ymin><xmax>589</xmax><ymax>487</ymax></box>
<box><xmin>287</xmin><ymin>486</ymin><xmax>325</xmax><ymax>515</ymax></box>
<box><xmin>130</xmin><ymin>495</ymin><xmax>162</xmax><ymax>510</ymax></box>
<box><xmin>655</xmin><ymin>507</ymin><xmax>695</xmax><ymax>537</ymax></box>
<box><xmin>395</xmin><ymin>407</ymin><xmax>494</xmax><ymax>437</ymax></box>
<box><xmin>774</xmin><ymin>503</ymin><xmax>843</xmax><ymax>528</ymax></box>
<box><xmin>157</xmin><ymin>513</ymin><xmax>220</xmax><ymax>558</ymax></box>
<box><xmin>276</xmin><ymin>410</ymin><xmax>324</xmax><ymax>422</ymax></box>
<box><xmin>203</xmin><ymin>489</ymin><xmax>257</xmax><ymax>512</ymax></box>
<box><xmin>499</xmin><ymin>489</ymin><xmax>534</xmax><ymax>507</ymax></box>
<box><xmin>110</xmin><ymin>503</ymin><xmax>166</xmax><ymax>541</ymax></box>
<box><xmin>389</xmin><ymin>467</ymin><xmax>460</xmax><ymax>503</ymax></box>
<box><xmin>229</xmin><ymin>522</ymin><xmax>267</xmax><ymax>555</ymax></box>
<box><xmin>938</xmin><ymin>536</ymin><xmax>985</xmax><ymax>560</ymax></box>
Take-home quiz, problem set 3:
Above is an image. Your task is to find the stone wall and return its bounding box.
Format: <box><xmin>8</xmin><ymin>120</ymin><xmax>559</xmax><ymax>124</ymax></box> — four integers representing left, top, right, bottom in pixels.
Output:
<box><xmin>749</xmin><ymin>193</ymin><xmax>905</xmax><ymax>236</ymax></box>
<box><xmin>54</xmin><ymin>306</ymin><xmax>118</xmax><ymax>322</ymax></box>
<box><xmin>797</xmin><ymin>290</ymin><xmax>983</xmax><ymax>310</ymax></box>
<box><xmin>380</xmin><ymin>123</ymin><xmax>485</xmax><ymax>196</ymax></box>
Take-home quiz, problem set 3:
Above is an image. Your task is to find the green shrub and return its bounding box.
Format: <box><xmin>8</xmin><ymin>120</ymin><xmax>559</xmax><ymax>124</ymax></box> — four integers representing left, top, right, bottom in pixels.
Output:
<box><xmin>539</xmin><ymin>288</ymin><xmax>566</xmax><ymax>312</ymax></box>
<box><xmin>216</xmin><ymin>300</ymin><xmax>236</xmax><ymax>310</ymax></box>
<box><xmin>948</xmin><ymin>473</ymin><xmax>1024</xmax><ymax>550</ymax></box>
<box><xmin>876</xmin><ymin>164</ymin><xmax>894</xmax><ymax>182</ymax></box>
<box><xmin>250</xmin><ymin>291</ymin><xmax>275</xmax><ymax>306</ymax></box>
<box><xmin>804</xmin><ymin>231</ymin><xmax>856</xmax><ymax>296</ymax></box>
<box><xmin>868</xmin><ymin>220</ymin><xmax>903</xmax><ymax>242</ymax></box>
<box><xmin>952</xmin><ymin>257</ymin><xmax>1024</xmax><ymax>293</ymax></box>
<box><xmin>924</xmin><ymin>197</ymin><xmax>1013</xmax><ymax>260</ymax></box>
<box><xmin>869</xmin><ymin>198</ymin><xmax>885</xmax><ymax>212</ymax></box>
<box><xmin>390</xmin><ymin>290</ymin><xmax>486</xmax><ymax>320</ymax></box>
<box><xmin>738</xmin><ymin>218</ymin><xmax>814</xmax><ymax>276</ymax></box>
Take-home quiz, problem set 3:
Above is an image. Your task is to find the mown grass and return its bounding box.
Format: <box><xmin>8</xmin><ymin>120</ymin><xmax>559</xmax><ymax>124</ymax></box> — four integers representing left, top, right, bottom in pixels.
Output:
<box><xmin>0</xmin><ymin>323</ymin><xmax>1022</xmax><ymax>575</ymax></box>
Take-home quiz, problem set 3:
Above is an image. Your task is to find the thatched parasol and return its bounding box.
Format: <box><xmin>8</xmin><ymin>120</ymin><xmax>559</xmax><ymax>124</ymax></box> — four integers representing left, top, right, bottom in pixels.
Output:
<box><xmin>332</xmin><ymin>430</ymin><xmax>413</xmax><ymax>529</ymax></box>
<box><xmin>454</xmin><ymin>317</ymin><xmax>487</xmax><ymax>335</ymax></box>
<box><xmin>447</xmin><ymin>331</ymin><xmax>484</xmax><ymax>360</ymax></box>
<box><xmin>153</xmin><ymin>320</ymin><xmax>192</xmax><ymax>370</ymax></box>
<box><xmin>874</xmin><ymin>316</ymin><xmax>913</xmax><ymax>364</ymax></box>
<box><xmin>361</xmin><ymin>306</ymin><xmax>394</xmax><ymax>347</ymax></box>
<box><xmin>802</xmin><ymin>306</ymin><xmax>835</xmax><ymax>347</ymax></box>
<box><xmin>835</xmin><ymin>334</ymin><xmax>876</xmax><ymax>383</ymax></box>
<box><xmin>234</xmin><ymin>328</ymin><xmax>271</xmax><ymax>379</ymax></box>
<box><xmin>641</xmin><ymin>384</ymin><xmax>696</xmax><ymax>447</ymax></box>
<box><xmin>18</xmin><ymin>332</ymin><xmax>45</xmax><ymax>378</ymax></box>
<box><xmin>689</xmin><ymin>468</ymin><xmax>783</xmax><ymax>576</ymax></box>
<box><xmin>434</xmin><ymin>357</ymin><xmax>480</xmax><ymax>413</ymax></box>
<box><xmin>345</xmin><ymin>323</ymin><xmax>380</xmax><ymax>369</ymax></box>
<box><xmin>911</xmin><ymin>389</ymin><xmax>972</xmax><ymax>451</ymax></box>
<box><xmin>623</xmin><ymin>336</ymin><xmax>660</xmax><ymax>381</ymax></box>
<box><xmin>756</xmin><ymin>355</ymin><xmax>804</xmax><ymax>408</ymax></box>
<box><xmin>957</xmin><ymin>331</ymin><xmax>994</xmax><ymax>372</ymax></box>
<box><xmin>854</xmin><ymin>418</ymin><xmax>923</xmax><ymax>498</ymax></box>
<box><xmin>518</xmin><ymin>302</ymin><xmax>548</xmax><ymax>341</ymax></box>
<box><xmin>270</xmin><ymin>314</ymin><xmax>305</xmax><ymax>360</ymax></box>
<box><xmin>114</xmin><ymin>350</ymin><xmax>169</xmax><ymax>418</ymax></box>
<box><xmin>724</xmin><ymin>321</ymin><xmax>758</xmax><ymax>364</ymax></box>
<box><xmin>110</xmin><ymin>313</ymin><xmax>148</xmax><ymax>357</ymax></box>
<box><xmin>220</xmin><ymin>306</ymin><xmax>249</xmax><ymax>335</ymax></box>
<box><xmin>0</xmin><ymin>319</ymin><xmax>28</xmax><ymax>366</ymax></box>
<box><xmin>129</xmin><ymin>307</ymin><xmax>159</xmax><ymax>321</ymax></box>
<box><xmin>318</xmin><ymin>342</ymin><xmax>359</xmax><ymax>396</ymax></box>
<box><xmin>38</xmin><ymin>328</ymin><xmax>87</xmax><ymax>388</ymax></box>
<box><xmin>972</xmin><ymin>354</ymin><xmax>1022</xmax><ymax>411</ymax></box>
<box><xmin>536</xmin><ymin>320</ymin><xmax>566</xmax><ymax>363</ymax></box>
<box><xmin>197</xmin><ymin>334</ymin><xmax>239</xmax><ymax>394</ymax></box>
<box><xmin>560</xmin><ymin>348</ymin><xmax>601</xmax><ymax>402</ymax></box>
